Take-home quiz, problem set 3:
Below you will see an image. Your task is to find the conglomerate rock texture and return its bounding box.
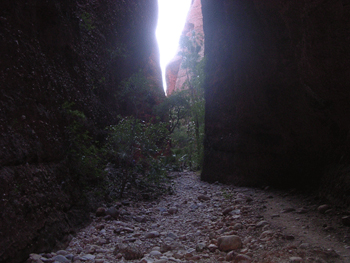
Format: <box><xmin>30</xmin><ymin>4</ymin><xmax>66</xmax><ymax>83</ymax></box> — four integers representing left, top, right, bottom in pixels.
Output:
<box><xmin>201</xmin><ymin>0</ymin><xmax>350</xmax><ymax>206</ymax></box>
<box><xmin>0</xmin><ymin>1</ymin><xmax>163</xmax><ymax>262</ymax></box>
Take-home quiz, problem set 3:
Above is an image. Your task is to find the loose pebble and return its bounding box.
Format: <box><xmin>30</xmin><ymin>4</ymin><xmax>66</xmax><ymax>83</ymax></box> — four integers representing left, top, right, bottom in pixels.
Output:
<box><xmin>26</xmin><ymin>172</ymin><xmax>347</xmax><ymax>263</ymax></box>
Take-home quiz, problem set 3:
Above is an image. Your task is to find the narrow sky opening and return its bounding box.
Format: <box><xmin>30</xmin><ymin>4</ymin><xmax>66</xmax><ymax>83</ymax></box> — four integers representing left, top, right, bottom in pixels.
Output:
<box><xmin>156</xmin><ymin>0</ymin><xmax>192</xmax><ymax>94</ymax></box>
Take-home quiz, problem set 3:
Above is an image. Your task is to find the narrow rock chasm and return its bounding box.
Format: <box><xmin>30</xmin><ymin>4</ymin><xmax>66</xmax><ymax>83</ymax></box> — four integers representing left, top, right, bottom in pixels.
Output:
<box><xmin>1</xmin><ymin>0</ymin><xmax>350</xmax><ymax>262</ymax></box>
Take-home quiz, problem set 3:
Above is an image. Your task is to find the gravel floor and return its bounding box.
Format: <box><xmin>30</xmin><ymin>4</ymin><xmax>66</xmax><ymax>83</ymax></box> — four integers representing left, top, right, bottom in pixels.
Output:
<box><xmin>28</xmin><ymin>171</ymin><xmax>350</xmax><ymax>263</ymax></box>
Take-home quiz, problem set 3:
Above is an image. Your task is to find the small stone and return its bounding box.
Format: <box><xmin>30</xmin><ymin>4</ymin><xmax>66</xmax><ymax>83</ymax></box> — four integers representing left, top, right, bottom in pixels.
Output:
<box><xmin>122</xmin><ymin>200</ymin><xmax>130</xmax><ymax>206</ymax></box>
<box><xmin>167</xmin><ymin>232</ymin><xmax>178</xmax><ymax>240</ymax></box>
<box><xmin>139</xmin><ymin>258</ymin><xmax>152</xmax><ymax>263</ymax></box>
<box><xmin>289</xmin><ymin>256</ymin><xmax>303</xmax><ymax>262</ymax></box>
<box><xmin>184</xmin><ymin>248</ymin><xmax>195</xmax><ymax>258</ymax></box>
<box><xmin>122</xmin><ymin>227</ymin><xmax>134</xmax><ymax>233</ymax></box>
<box><xmin>134</xmin><ymin>216</ymin><xmax>147</xmax><ymax>223</ymax></box>
<box><xmin>149</xmin><ymin>250</ymin><xmax>162</xmax><ymax>258</ymax></box>
<box><xmin>28</xmin><ymin>254</ymin><xmax>43</xmax><ymax>263</ymax></box>
<box><xmin>256</xmin><ymin>221</ymin><xmax>269</xmax><ymax>228</ymax></box>
<box><xmin>281</xmin><ymin>208</ymin><xmax>296</xmax><ymax>213</ymax></box>
<box><xmin>145</xmin><ymin>231</ymin><xmax>160</xmax><ymax>238</ymax></box>
<box><xmin>232</xmin><ymin>223</ymin><xmax>242</xmax><ymax>230</ymax></box>
<box><xmin>208</xmin><ymin>244</ymin><xmax>218</xmax><ymax>252</ymax></box>
<box><xmin>56</xmin><ymin>250</ymin><xmax>68</xmax><ymax>256</ymax></box>
<box><xmin>96</xmin><ymin>207</ymin><xmax>106</xmax><ymax>217</ymax></box>
<box><xmin>318</xmin><ymin>204</ymin><xmax>330</xmax><ymax>214</ymax></box>
<box><xmin>196</xmin><ymin>242</ymin><xmax>206</xmax><ymax>252</ymax></box>
<box><xmin>296</xmin><ymin>207</ymin><xmax>309</xmax><ymax>214</ymax></box>
<box><xmin>223</xmin><ymin>207</ymin><xmax>234</xmax><ymax>215</ymax></box>
<box><xmin>160</xmin><ymin>243</ymin><xmax>174</xmax><ymax>253</ymax></box>
<box><xmin>198</xmin><ymin>195</ymin><xmax>210</xmax><ymax>201</ymax></box>
<box><xmin>235</xmin><ymin>254</ymin><xmax>252</xmax><ymax>262</ymax></box>
<box><xmin>168</xmin><ymin>207</ymin><xmax>178</xmax><ymax>214</ymax></box>
<box><xmin>284</xmin><ymin>234</ymin><xmax>295</xmax><ymax>240</ymax></box>
<box><xmin>79</xmin><ymin>254</ymin><xmax>95</xmax><ymax>261</ymax></box>
<box><xmin>163</xmin><ymin>251</ymin><xmax>173</xmax><ymax>258</ymax></box>
<box><xmin>226</xmin><ymin>251</ymin><xmax>236</xmax><ymax>261</ymax></box>
<box><xmin>114</xmin><ymin>244</ymin><xmax>143</xmax><ymax>260</ymax></box>
<box><xmin>158</xmin><ymin>207</ymin><xmax>167</xmax><ymax>212</ymax></box>
<box><xmin>342</xmin><ymin>216</ymin><xmax>350</xmax><ymax>226</ymax></box>
<box><xmin>189</xmin><ymin>203</ymin><xmax>199</xmax><ymax>210</ymax></box>
<box><xmin>260</xmin><ymin>230</ymin><xmax>274</xmax><ymax>239</ymax></box>
<box><xmin>103</xmin><ymin>215</ymin><xmax>113</xmax><ymax>221</ymax></box>
<box><xmin>230</xmin><ymin>209</ymin><xmax>241</xmax><ymax>215</ymax></box>
<box><xmin>52</xmin><ymin>255</ymin><xmax>70</xmax><ymax>263</ymax></box>
<box><xmin>299</xmin><ymin>243</ymin><xmax>310</xmax><ymax>249</ymax></box>
<box><xmin>217</xmin><ymin>235</ymin><xmax>242</xmax><ymax>252</ymax></box>
<box><xmin>106</xmin><ymin>207</ymin><xmax>119</xmax><ymax>219</ymax></box>
<box><xmin>95</xmin><ymin>224</ymin><xmax>104</xmax><ymax>230</ymax></box>
<box><xmin>173</xmin><ymin>251</ymin><xmax>185</xmax><ymax>259</ymax></box>
<box><xmin>209</xmin><ymin>232</ymin><xmax>216</xmax><ymax>239</ymax></box>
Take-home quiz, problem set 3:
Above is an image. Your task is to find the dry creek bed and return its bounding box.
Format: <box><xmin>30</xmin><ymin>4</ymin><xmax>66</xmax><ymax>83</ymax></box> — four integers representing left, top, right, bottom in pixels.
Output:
<box><xmin>28</xmin><ymin>172</ymin><xmax>350</xmax><ymax>263</ymax></box>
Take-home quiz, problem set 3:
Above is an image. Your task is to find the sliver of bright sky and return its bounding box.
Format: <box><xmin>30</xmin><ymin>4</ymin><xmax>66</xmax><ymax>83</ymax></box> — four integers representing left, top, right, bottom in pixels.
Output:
<box><xmin>156</xmin><ymin>0</ymin><xmax>192</xmax><ymax>94</ymax></box>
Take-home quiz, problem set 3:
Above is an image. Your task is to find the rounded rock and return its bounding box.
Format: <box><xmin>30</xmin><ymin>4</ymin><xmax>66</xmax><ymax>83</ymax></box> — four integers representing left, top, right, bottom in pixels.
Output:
<box><xmin>145</xmin><ymin>231</ymin><xmax>160</xmax><ymax>238</ymax></box>
<box><xmin>96</xmin><ymin>207</ymin><xmax>106</xmax><ymax>217</ymax></box>
<box><xmin>317</xmin><ymin>204</ymin><xmax>330</xmax><ymax>214</ymax></box>
<box><xmin>106</xmin><ymin>207</ymin><xmax>119</xmax><ymax>219</ymax></box>
<box><xmin>52</xmin><ymin>255</ymin><xmax>70</xmax><ymax>263</ymax></box>
<box><xmin>235</xmin><ymin>253</ymin><xmax>252</xmax><ymax>262</ymax></box>
<box><xmin>217</xmin><ymin>235</ymin><xmax>242</xmax><ymax>252</ymax></box>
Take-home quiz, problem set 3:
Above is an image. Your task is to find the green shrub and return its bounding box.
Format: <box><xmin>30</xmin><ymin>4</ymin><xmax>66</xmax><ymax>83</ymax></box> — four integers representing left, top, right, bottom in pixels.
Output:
<box><xmin>80</xmin><ymin>12</ymin><xmax>96</xmax><ymax>31</ymax></box>
<box><xmin>62</xmin><ymin>102</ymin><xmax>105</xmax><ymax>185</ymax></box>
<box><xmin>105</xmin><ymin>116</ymin><xmax>169</xmax><ymax>197</ymax></box>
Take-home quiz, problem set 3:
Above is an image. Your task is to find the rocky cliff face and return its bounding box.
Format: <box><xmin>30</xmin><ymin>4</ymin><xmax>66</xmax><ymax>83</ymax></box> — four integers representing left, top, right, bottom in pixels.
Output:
<box><xmin>165</xmin><ymin>0</ymin><xmax>204</xmax><ymax>95</ymax></box>
<box><xmin>0</xmin><ymin>1</ymin><xmax>163</xmax><ymax>262</ymax></box>
<box><xmin>201</xmin><ymin>0</ymin><xmax>350</xmax><ymax>205</ymax></box>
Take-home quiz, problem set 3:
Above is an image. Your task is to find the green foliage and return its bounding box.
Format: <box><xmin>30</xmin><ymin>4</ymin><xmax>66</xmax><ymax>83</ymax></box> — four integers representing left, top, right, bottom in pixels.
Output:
<box><xmin>63</xmin><ymin>102</ymin><xmax>105</xmax><ymax>184</ymax></box>
<box><xmin>80</xmin><ymin>12</ymin><xmax>96</xmax><ymax>31</ymax></box>
<box><xmin>108</xmin><ymin>43</ymin><xmax>129</xmax><ymax>59</ymax></box>
<box><xmin>222</xmin><ymin>189</ymin><xmax>234</xmax><ymax>200</ymax></box>
<box><xmin>154</xmin><ymin>90</ymin><xmax>190</xmax><ymax>133</ymax></box>
<box><xmin>162</xmin><ymin>30</ymin><xmax>206</xmax><ymax>171</ymax></box>
<box><xmin>178</xmin><ymin>31</ymin><xmax>204</xmax><ymax>75</ymax></box>
<box><xmin>105</xmin><ymin>116</ymin><xmax>169</xmax><ymax>197</ymax></box>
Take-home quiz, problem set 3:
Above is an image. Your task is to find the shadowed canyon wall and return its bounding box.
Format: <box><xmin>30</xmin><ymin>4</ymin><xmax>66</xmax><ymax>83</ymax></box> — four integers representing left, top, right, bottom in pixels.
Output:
<box><xmin>0</xmin><ymin>1</ymin><xmax>163</xmax><ymax>262</ymax></box>
<box><xmin>201</xmin><ymin>0</ymin><xmax>350</xmax><ymax>205</ymax></box>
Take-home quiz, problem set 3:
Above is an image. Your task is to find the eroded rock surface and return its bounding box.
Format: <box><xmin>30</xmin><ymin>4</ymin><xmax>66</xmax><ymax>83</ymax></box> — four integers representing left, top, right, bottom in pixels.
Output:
<box><xmin>201</xmin><ymin>0</ymin><xmax>350</xmax><ymax>206</ymax></box>
<box><xmin>0</xmin><ymin>1</ymin><xmax>163</xmax><ymax>262</ymax></box>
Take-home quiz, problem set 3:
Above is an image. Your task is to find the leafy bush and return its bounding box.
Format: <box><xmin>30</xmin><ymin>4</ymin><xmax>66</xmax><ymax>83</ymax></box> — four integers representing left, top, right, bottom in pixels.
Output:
<box><xmin>156</xmin><ymin>31</ymin><xmax>206</xmax><ymax>171</ymax></box>
<box><xmin>80</xmin><ymin>12</ymin><xmax>96</xmax><ymax>31</ymax></box>
<box><xmin>105</xmin><ymin>116</ymin><xmax>169</xmax><ymax>197</ymax></box>
<box><xmin>62</xmin><ymin>102</ymin><xmax>105</xmax><ymax>185</ymax></box>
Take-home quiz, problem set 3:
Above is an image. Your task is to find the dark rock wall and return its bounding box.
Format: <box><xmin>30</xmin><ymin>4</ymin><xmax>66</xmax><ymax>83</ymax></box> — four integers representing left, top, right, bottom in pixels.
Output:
<box><xmin>0</xmin><ymin>1</ymin><xmax>163</xmax><ymax>262</ymax></box>
<box><xmin>201</xmin><ymin>0</ymin><xmax>350</xmax><ymax>203</ymax></box>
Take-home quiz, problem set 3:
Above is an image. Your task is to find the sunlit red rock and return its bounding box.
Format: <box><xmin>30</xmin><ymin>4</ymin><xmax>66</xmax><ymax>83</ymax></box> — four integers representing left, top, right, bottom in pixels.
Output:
<box><xmin>165</xmin><ymin>0</ymin><xmax>204</xmax><ymax>95</ymax></box>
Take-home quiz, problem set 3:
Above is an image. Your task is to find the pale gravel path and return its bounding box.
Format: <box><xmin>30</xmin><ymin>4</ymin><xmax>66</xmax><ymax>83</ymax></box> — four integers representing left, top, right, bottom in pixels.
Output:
<box><xmin>28</xmin><ymin>171</ymin><xmax>350</xmax><ymax>263</ymax></box>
